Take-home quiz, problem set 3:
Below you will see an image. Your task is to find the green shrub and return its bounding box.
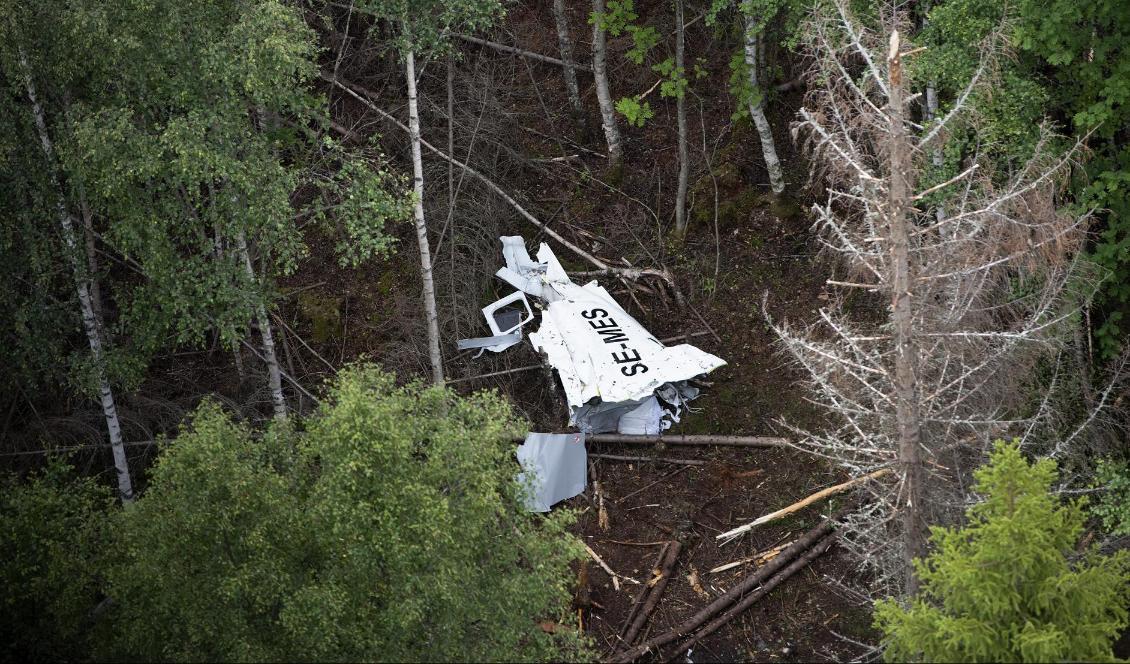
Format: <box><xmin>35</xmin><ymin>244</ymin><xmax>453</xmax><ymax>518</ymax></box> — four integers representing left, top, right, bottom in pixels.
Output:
<box><xmin>0</xmin><ymin>461</ymin><xmax>112</xmax><ymax>660</ymax></box>
<box><xmin>1093</xmin><ymin>458</ymin><xmax>1130</xmax><ymax>537</ymax></box>
<box><xmin>101</xmin><ymin>366</ymin><xmax>589</xmax><ymax>661</ymax></box>
<box><xmin>875</xmin><ymin>441</ymin><xmax>1130</xmax><ymax>662</ymax></box>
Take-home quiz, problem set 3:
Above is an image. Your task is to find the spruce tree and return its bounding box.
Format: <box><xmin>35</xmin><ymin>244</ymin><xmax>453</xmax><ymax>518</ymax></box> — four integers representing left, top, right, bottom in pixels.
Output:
<box><xmin>875</xmin><ymin>441</ymin><xmax>1130</xmax><ymax>662</ymax></box>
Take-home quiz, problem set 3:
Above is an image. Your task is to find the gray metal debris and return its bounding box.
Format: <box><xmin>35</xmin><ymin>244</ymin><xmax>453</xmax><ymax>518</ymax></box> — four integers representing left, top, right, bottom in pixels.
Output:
<box><xmin>515</xmin><ymin>432</ymin><xmax>587</xmax><ymax>512</ymax></box>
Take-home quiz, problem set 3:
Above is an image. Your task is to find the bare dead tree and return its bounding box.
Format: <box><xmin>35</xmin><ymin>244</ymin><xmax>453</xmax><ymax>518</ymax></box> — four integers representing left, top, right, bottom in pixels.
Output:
<box><xmin>776</xmin><ymin>1</ymin><xmax>1113</xmax><ymax>595</ymax></box>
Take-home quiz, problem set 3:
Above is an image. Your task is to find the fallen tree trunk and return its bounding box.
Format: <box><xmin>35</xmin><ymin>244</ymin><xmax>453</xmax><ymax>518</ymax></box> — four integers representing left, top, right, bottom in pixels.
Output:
<box><xmin>620</xmin><ymin>540</ymin><xmax>683</xmax><ymax>648</ymax></box>
<box><xmin>589</xmin><ymin>453</ymin><xmax>706</xmax><ymax>466</ymax></box>
<box><xmin>325</xmin><ymin>75</ymin><xmax>694</xmax><ymax>311</ymax></box>
<box><xmin>663</xmin><ymin>535</ymin><xmax>836</xmax><ymax>662</ymax></box>
<box><xmin>587</xmin><ymin>434</ymin><xmax>788</xmax><ymax>447</ymax></box>
<box><xmin>611</xmin><ymin>518</ymin><xmax>836</xmax><ymax>662</ymax></box>
<box><xmin>619</xmin><ymin>543</ymin><xmax>670</xmax><ymax>642</ymax></box>
<box><xmin>453</xmin><ymin>33</ymin><xmax>593</xmax><ymax>72</ymax></box>
<box><xmin>716</xmin><ymin>468</ymin><xmax>890</xmax><ymax>542</ymax></box>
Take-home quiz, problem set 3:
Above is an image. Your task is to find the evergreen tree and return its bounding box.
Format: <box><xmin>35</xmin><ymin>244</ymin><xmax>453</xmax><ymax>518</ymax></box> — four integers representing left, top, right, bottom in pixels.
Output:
<box><xmin>875</xmin><ymin>441</ymin><xmax>1130</xmax><ymax>662</ymax></box>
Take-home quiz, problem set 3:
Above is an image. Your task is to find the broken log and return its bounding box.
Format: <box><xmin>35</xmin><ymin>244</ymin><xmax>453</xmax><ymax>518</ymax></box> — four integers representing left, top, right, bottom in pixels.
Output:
<box><xmin>587</xmin><ymin>434</ymin><xmax>788</xmax><ymax>448</ymax></box>
<box><xmin>619</xmin><ymin>542</ymin><xmax>671</xmax><ymax>644</ymax></box>
<box><xmin>611</xmin><ymin>518</ymin><xmax>836</xmax><ymax>663</ymax></box>
<box><xmin>620</xmin><ymin>540</ymin><xmax>683</xmax><ymax>648</ymax></box>
<box><xmin>716</xmin><ymin>468</ymin><xmax>890</xmax><ymax>542</ymax></box>
<box><xmin>589</xmin><ymin>453</ymin><xmax>706</xmax><ymax>466</ymax></box>
<box><xmin>453</xmin><ymin>33</ymin><xmax>594</xmax><ymax>72</ymax></box>
<box><xmin>584</xmin><ymin>542</ymin><xmax>640</xmax><ymax>591</ymax></box>
<box><xmin>665</xmin><ymin>535</ymin><xmax>837</xmax><ymax>663</ymax></box>
<box><xmin>708</xmin><ymin>539</ymin><xmax>793</xmax><ymax>575</ymax></box>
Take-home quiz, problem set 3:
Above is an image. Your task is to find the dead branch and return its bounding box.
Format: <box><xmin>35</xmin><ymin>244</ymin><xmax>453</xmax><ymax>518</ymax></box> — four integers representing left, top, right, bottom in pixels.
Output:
<box><xmin>708</xmin><ymin>539</ymin><xmax>793</xmax><ymax>574</ymax></box>
<box><xmin>446</xmin><ymin>364</ymin><xmax>542</xmax><ymax>384</ymax></box>
<box><xmin>589</xmin><ymin>453</ymin><xmax>706</xmax><ymax>466</ymax></box>
<box><xmin>584</xmin><ymin>542</ymin><xmax>640</xmax><ymax>592</ymax></box>
<box><xmin>586</xmin><ymin>434</ymin><xmax>788</xmax><ymax>447</ymax></box>
<box><xmin>611</xmin><ymin>518</ymin><xmax>837</xmax><ymax>662</ymax></box>
<box><xmin>717</xmin><ymin>468</ymin><xmax>890</xmax><ymax>542</ymax></box>
<box><xmin>619</xmin><ymin>540</ymin><xmax>683</xmax><ymax>648</ymax></box>
<box><xmin>452</xmin><ymin>33</ymin><xmax>594</xmax><ymax>72</ymax></box>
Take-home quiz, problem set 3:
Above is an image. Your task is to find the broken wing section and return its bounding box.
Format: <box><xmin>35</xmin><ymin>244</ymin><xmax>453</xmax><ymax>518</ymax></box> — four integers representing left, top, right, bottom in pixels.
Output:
<box><xmin>465</xmin><ymin>236</ymin><xmax>725</xmax><ymax>434</ymax></box>
<box><xmin>528</xmin><ymin>279</ymin><xmax>725</xmax><ymax>433</ymax></box>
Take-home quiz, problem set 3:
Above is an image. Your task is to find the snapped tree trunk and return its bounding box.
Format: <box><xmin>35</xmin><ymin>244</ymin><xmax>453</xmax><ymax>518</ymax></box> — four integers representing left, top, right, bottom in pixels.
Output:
<box><xmin>405</xmin><ymin>49</ymin><xmax>445</xmax><ymax>385</ymax></box>
<box><xmin>742</xmin><ymin>14</ymin><xmax>785</xmax><ymax>195</ymax></box>
<box><xmin>591</xmin><ymin>0</ymin><xmax>623</xmax><ymax>167</ymax></box>
<box><xmin>19</xmin><ymin>50</ymin><xmax>134</xmax><ymax>502</ymax></box>
<box><xmin>236</xmin><ymin>232</ymin><xmax>286</xmax><ymax>420</ymax></box>
<box><xmin>673</xmin><ymin>0</ymin><xmax>690</xmax><ymax>235</ymax></box>
<box><xmin>886</xmin><ymin>32</ymin><xmax>926</xmax><ymax>594</ymax></box>
<box><xmin>553</xmin><ymin>0</ymin><xmax>584</xmax><ymax>117</ymax></box>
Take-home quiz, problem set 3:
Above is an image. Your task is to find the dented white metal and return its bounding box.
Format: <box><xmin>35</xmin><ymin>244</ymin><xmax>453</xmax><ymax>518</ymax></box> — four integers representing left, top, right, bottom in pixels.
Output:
<box><xmin>461</xmin><ymin>236</ymin><xmax>726</xmax><ymax>435</ymax></box>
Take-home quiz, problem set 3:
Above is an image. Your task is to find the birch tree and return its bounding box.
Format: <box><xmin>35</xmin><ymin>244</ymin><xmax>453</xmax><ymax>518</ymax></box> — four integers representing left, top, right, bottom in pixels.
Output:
<box><xmin>706</xmin><ymin>0</ymin><xmax>791</xmax><ymax>195</ymax></box>
<box><xmin>16</xmin><ymin>50</ymin><xmax>134</xmax><ymax>502</ymax></box>
<box><xmin>777</xmin><ymin>1</ymin><xmax>1104</xmax><ymax>594</ymax></box>
<box><xmin>353</xmin><ymin>0</ymin><xmax>503</xmax><ymax>385</ymax></box>
<box><xmin>552</xmin><ymin>0</ymin><xmax>584</xmax><ymax>117</ymax></box>
<box><xmin>674</xmin><ymin>0</ymin><xmax>690</xmax><ymax>235</ymax></box>
<box><xmin>741</xmin><ymin>9</ymin><xmax>785</xmax><ymax>195</ymax></box>
<box><xmin>591</xmin><ymin>0</ymin><xmax>625</xmax><ymax>167</ymax></box>
<box><xmin>405</xmin><ymin>47</ymin><xmax>444</xmax><ymax>385</ymax></box>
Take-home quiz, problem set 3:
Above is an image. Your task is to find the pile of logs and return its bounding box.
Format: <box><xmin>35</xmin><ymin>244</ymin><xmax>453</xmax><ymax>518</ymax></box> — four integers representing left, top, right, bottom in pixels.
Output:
<box><xmin>610</xmin><ymin>519</ymin><xmax>838</xmax><ymax>662</ymax></box>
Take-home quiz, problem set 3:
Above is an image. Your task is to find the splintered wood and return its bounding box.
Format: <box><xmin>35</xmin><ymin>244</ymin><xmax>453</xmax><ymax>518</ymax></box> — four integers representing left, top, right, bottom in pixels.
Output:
<box><xmin>716</xmin><ymin>468</ymin><xmax>891</xmax><ymax>543</ymax></box>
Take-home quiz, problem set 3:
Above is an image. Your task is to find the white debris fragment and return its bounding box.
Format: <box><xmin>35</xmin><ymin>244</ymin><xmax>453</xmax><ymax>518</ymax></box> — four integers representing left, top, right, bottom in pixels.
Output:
<box><xmin>515</xmin><ymin>432</ymin><xmax>587</xmax><ymax>512</ymax></box>
<box><xmin>458</xmin><ymin>237</ymin><xmax>724</xmax><ymax>433</ymax></box>
<box><xmin>495</xmin><ymin>236</ymin><xmax>726</xmax><ymax>434</ymax></box>
<box><xmin>456</xmin><ymin>291</ymin><xmax>533</xmax><ymax>356</ymax></box>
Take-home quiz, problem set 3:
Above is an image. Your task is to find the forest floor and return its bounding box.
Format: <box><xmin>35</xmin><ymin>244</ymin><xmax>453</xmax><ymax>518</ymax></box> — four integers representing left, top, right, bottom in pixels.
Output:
<box><xmin>288</xmin><ymin>2</ymin><xmax>880</xmax><ymax>660</ymax></box>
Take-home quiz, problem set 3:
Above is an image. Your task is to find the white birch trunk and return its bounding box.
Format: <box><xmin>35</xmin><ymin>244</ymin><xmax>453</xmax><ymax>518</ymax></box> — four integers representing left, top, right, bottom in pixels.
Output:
<box><xmin>236</xmin><ymin>231</ymin><xmax>287</xmax><ymax>420</ymax></box>
<box><xmin>591</xmin><ymin>0</ymin><xmax>623</xmax><ymax>166</ymax></box>
<box><xmin>743</xmin><ymin>14</ymin><xmax>785</xmax><ymax>195</ymax></box>
<box><xmin>553</xmin><ymin>0</ymin><xmax>584</xmax><ymax>116</ymax></box>
<box><xmin>406</xmin><ymin>50</ymin><xmax>445</xmax><ymax>385</ymax></box>
<box><xmin>674</xmin><ymin>0</ymin><xmax>690</xmax><ymax>235</ymax></box>
<box><xmin>19</xmin><ymin>50</ymin><xmax>134</xmax><ymax>502</ymax></box>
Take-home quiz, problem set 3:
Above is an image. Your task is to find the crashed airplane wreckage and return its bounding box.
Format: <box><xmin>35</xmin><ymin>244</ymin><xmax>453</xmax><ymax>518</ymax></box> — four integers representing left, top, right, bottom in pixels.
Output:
<box><xmin>459</xmin><ymin>236</ymin><xmax>726</xmax><ymax>436</ymax></box>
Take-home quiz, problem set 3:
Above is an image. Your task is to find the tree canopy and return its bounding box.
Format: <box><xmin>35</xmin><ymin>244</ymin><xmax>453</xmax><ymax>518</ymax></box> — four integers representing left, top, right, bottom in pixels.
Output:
<box><xmin>875</xmin><ymin>441</ymin><xmax>1130</xmax><ymax>662</ymax></box>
